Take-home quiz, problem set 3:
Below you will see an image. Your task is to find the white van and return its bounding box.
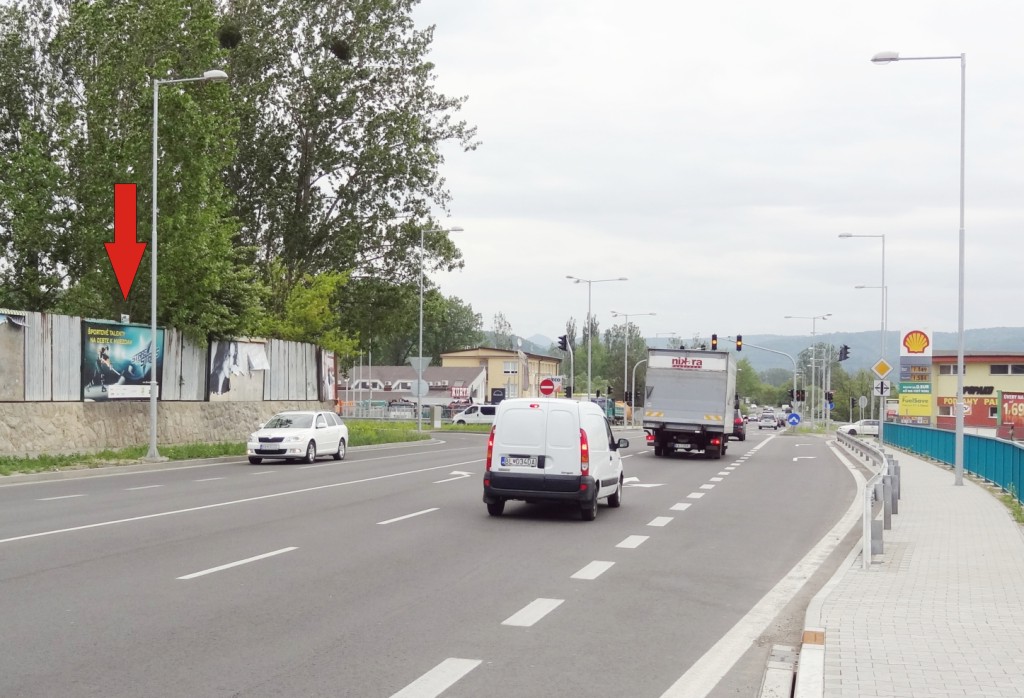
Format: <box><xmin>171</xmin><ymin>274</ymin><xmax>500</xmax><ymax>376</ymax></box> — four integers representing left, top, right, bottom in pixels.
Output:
<box><xmin>452</xmin><ymin>404</ymin><xmax>497</xmax><ymax>425</ymax></box>
<box><xmin>483</xmin><ymin>398</ymin><xmax>629</xmax><ymax>521</ymax></box>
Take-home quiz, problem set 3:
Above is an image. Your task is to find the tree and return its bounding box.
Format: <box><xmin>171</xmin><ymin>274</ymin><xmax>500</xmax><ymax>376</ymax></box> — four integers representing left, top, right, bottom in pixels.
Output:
<box><xmin>220</xmin><ymin>0</ymin><xmax>478</xmax><ymax>319</ymax></box>
<box><xmin>423</xmin><ymin>291</ymin><xmax>483</xmax><ymax>364</ymax></box>
<box><xmin>491</xmin><ymin>312</ymin><xmax>514</xmax><ymax>350</ymax></box>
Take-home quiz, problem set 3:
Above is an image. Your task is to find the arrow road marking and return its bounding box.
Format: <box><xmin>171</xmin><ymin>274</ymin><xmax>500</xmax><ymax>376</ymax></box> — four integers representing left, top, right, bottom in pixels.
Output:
<box><xmin>433</xmin><ymin>471</ymin><xmax>474</xmax><ymax>484</ymax></box>
<box><xmin>792</xmin><ymin>456</ymin><xmax>816</xmax><ymax>461</ymax></box>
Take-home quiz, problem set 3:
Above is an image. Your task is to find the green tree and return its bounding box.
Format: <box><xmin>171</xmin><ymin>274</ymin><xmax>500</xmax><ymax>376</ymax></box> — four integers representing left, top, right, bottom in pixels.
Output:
<box><xmin>491</xmin><ymin>312</ymin><xmax>514</xmax><ymax>350</ymax></box>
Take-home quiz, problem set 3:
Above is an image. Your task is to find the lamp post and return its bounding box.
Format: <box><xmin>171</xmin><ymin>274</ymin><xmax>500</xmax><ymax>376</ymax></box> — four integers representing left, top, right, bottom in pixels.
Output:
<box><xmin>871</xmin><ymin>50</ymin><xmax>966</xmax><ymax>485</ymax></box>
<box><xmin>417</xmin><ymin>225</ymin><xmax>464</xmax><ymax>432</ymax></box>
<box><xmin>841</xmin><ymin>232</ymin><xmax>887</xmax><ymax>442</ymax></box>
<box><xmin>566</xmin><ymin>276</ymin><xmax>628</xmax><ymax>399</ymax></box>
<box><xmin>784</xmin><ymin>314</ymin><xmax>831</xmax><ymax>424</ymax></box>
<box><xmin>631</xmin><ymin>358</ymin><xmax>647</xmax><ymax>427</ymax></box>
<box><xmin>611</xmin><ymin>310</ymin><xmax>655</xmax><ymax>418</ymax></box>
<box><xmin>145</xmin><ymin>69</ymin><xmax>228</xmax><ymax>462</ymax></box>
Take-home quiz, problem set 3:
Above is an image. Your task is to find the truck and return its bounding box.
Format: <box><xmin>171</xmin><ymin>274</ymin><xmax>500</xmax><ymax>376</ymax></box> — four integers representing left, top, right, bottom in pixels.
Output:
<box><xmin>642</xmin><ymin>348</ymin><xmax>737</xmax><ymax>459</ymax></box>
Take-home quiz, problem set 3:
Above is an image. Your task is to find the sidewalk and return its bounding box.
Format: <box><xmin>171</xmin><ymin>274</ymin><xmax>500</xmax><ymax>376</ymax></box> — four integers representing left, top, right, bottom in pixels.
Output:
<box><xmin>799</xmin><ymin>446</ymin><xmax>1024</xmax><ymax>697</ymax></box>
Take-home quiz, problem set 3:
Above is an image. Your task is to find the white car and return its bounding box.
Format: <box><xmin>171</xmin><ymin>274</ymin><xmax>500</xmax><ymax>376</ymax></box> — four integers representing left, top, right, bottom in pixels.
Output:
<box><xmin>758</xmin><ymin>413</ymin><xmax>778</xmax><ymax>430</ymax></box>
<box><xmin>247</xmin><ymin>410</ymin><xmax>349</xmax><ymax>464</ymax></box>
<box><xmin>837</xmin><ymin>419</ymin><xmax>880</xmax><ymax>437</ymax></box>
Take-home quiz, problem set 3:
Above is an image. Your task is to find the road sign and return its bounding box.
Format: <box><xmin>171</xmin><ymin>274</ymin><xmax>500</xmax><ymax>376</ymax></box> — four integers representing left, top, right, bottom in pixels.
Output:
<box><xmin>872</xmin><ymin>358</ymin><xmax>894</xmax><ymax>379</ymax></box>
<box><xmin>858</xmin><ymin>395</ymin><xmax>868</xmax><ymax>409</ymax></box>
<box><xmin>410</xmin><ymin>379</ymin><xmax>429</xmax><ymax>398</ymax></box>
<box><xmin>828</xmin><ymin>401</ymin><xmax>835</xmax><ymax>411</ymax></box>
<box><xmin>787</xmin><ymin>413</ymin><xmax>801</xmax><ymax>426</ymax></box>
<box><xmin>539</xmin><ymin>378</ymin><xmax>555</xmax><ymax>396</ymax></box>
<box><xmin>873</xmin><ymin>380</ymin><xmax>891</xmax><ymax>397</ymax></box>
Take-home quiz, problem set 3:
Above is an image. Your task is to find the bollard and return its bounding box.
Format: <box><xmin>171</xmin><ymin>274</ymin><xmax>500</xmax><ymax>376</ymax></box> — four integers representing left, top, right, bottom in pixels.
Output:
<box><xmin>874</xmin><ymin>482</ymin><xmax>884</xmax><ymax>502</ymax></box>
<box><xmin>871</xmin><ymin>519</ymin><xmax>884</xmax><ymax>554</ymax></box>
<box><xmin>893</xmin><ymin>462</ymin><xmax>901</xmax><ymax>500</ymax></box>
<box><xmin>882</xmin><ymin>476</ymin><xmax>893</xmax><ymax>530</ymax></box>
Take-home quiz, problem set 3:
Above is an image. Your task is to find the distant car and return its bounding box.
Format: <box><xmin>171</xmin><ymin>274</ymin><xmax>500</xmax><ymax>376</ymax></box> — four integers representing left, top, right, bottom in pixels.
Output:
<box><xmin>247</xmin><ymin>410</ymin><xmax>348</xmax><ymax>464</ymax></box>
<box><xmin>837</xmin><ymin>419</ymin><xmax>879</xmax><ymax>437</ymax></box>
<box><xmin>452</xmin><ymin>404</ymin><xmax>497</xmax><ymax>425</ymax></box>
<box><xmin>731</xmin><ymin>411</ymin><xmax>747</xmax><ymax>441</ymax></box>
<box><xmin>759</xmin><ymin>413</ymin><xmax>779</xmax><ymax>430</ymax></box>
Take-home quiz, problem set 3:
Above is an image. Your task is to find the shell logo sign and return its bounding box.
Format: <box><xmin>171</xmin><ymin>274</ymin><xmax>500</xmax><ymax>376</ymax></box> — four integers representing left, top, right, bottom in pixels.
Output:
<box><xmin>900</xmin><ymin>329</ymin><xmax>933</xmax><ymax>357</ymax></box>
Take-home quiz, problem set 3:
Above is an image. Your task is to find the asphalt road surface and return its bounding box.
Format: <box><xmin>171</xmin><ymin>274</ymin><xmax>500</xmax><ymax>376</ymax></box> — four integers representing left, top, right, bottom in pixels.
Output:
<box><xmin>0</xmin><ymin>428</ymin><xmax>859</xmax><ymax>698</ymax></box>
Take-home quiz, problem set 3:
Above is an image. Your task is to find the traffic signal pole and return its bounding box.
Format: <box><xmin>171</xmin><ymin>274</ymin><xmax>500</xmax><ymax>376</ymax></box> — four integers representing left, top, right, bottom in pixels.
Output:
<box><xmin>726</xmin><ymin>337</ymin><xmax>799</xmax><ymax>425</ymax></box>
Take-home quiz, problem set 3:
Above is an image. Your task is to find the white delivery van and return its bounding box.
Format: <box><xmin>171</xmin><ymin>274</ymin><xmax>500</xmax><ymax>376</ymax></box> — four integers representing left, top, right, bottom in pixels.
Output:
<box><xmin>451</xmin><ymin>404</ymin><xmax>497</xmax><ymax>425</ymax></box>
<box><xmin>483</xmin><ymin>398</ymin><xmax>629</xmax><ymax>521</ymax></box>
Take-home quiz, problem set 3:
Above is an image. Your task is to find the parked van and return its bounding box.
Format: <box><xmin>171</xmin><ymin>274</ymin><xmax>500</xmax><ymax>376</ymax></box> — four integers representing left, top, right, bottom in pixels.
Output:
<box><xmin>483</xmin><ymin>398</ymin><xmax>629</xmax><ymax>521</ymax></box>
<box><xmin>452</xmin><ymin>404</ymin><xmax>497</xmax><ymax>425</ymax></box>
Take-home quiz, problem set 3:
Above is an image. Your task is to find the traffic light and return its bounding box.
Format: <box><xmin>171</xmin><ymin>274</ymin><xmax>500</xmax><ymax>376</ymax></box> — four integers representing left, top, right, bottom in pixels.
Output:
<box><xmin>736</xmin><ymin>334</ymin><xmax>743</xmax><ymax>351</ymax></box>
<box><xmin>796</xmin><ymin>389</ymin><xmax>806</xmax><ymax>402</ymax></box>
<box><xmin>558</xmin><ymin>335</ymin><xmax>569</xmax><ymax>351</ymax></box>
<box><xmin>565</xmin><ymin>386</ymin><xmax>573</xmax><ymax>398</ymax></box>
<box><xmin>711</xmin><ymin>334</ymin><xmax>718</xmax><ymax>350</ymax></box>
<box><xmin>607</xmin><ymin>385</ymin><xmax>613</xmax><ymax>398</ymax></box>
<box><xmin>838</xmin><ymin>344</ymin><xmax>850</xmax><ymax>361</ymax></box>
<box><xmin>826</xmin><ymin>391</ymin><xmax>834</xmax><ymax>402</ymax></box>
<box><xmin>788</xmin><ymin>389</ymin><xmax>795</xmax><ymax>400</ymax></box>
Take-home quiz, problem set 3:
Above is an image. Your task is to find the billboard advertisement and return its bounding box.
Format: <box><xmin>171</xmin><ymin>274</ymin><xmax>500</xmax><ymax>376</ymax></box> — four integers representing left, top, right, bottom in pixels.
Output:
<box><xmin>209</xmin><ymin>340</ymin><xmax>270</xmax><ymax>401</ymax></box>
<box><xmin>82</xmin><ymin>320</ymin><xmax>164</xmax><ymax>401</ymax></box>
<box><xmin>998</xmin><ymin>392</ymin><xmax>1024</xmax><ymax>430</ymax></box>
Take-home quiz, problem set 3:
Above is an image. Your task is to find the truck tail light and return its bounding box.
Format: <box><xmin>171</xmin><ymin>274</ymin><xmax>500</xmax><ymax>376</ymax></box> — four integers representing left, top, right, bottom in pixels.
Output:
<box><xmin>645</xmin><ymin>432</ymin><xmax>654</xmax><ymax>444</ymax></box>
<box><xmin>710</xmin><ymin>437</ymin><xmax>721</xmax><ymax>446</ymax></box>
<box><xmin>579</xmin><ymin>428</ymin><xmax>590</xmax><ymax>476</ymax></box>
<box><xmin>485</xmin><ymin>426</ymin><xmax>496</xmax><ymax>471</ymax></box>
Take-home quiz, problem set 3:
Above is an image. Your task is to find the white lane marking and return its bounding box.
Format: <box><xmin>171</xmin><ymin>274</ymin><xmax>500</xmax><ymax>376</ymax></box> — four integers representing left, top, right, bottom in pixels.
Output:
<box><xmin>390</xmin><ymin>658</ymin><xmax>482</xmax><ymax>698</ymax></box>
<box><xmin>616</xmin><ymin>535</ymin><xmax>649</xmax><ymax>549</ymax></box>
<box><xmin>298</xmin><ymin>462</ymin><xmax>336</xmax><ymax>469</ymax></box>
<box><xmin>501</xmin><ymin>598</ymin><xmax>564</xmax><ymax>627</ymax></box>
<box><xmin>709</xmin><ymin>477</ymin><xmax>723</xmax><ymax>482</ymax></box>
<box><xmin>700</xmin><ymin>484</ymin><xmax>715</xmax><ymax>490</ymax></box>
<box><xmin>793</xmin><ymin>456</ymin><xmax>816</xmax><ymax>461</ymax></box>
<box><xmin>126</xmin><ymin>485</ymin><xmax>163</xmax><ymax>491</ymax></box>
<box><xmin>36</xmin><ymin>494</ymin><xmax>85</xmax><ymax>501</ymax></box>
<box><xmin>251</xmin><ymin>471</ymin><xmax>275</xmax><ymax>475</ymax></box>
<box><xmin>625</xmin><ymin>483</ymin><xmax>665</xmax><ymax>488</ymax></box>
<box><xmin>648</xmin><ymin>517</ymin><xmax>673</xmax><ymax>527</ymax></box>
<box><xmin>433</xmin><ymin>471</ymin><xmax>474</xmax><ymax>484</ymax></box>
<box><xmin>623</xmin><ymin>476</ymin><xmax>640</xmax><ymax>484</ymax></box>
<box><xmin>717</xmin><ymin>471</ymin><xmax>730</xmax><ymax>475</ymax></box>
<box><xmin>178</xmin><ymin>547</ymin><xmax>297</xmax><ymax>580</ymax></box>
<box><xmin>571</xmin><ymin>561</ymin><xmax>615</xmax><ymax>580</ymax></box>
<box><xmin>670</xmin><ymin>503</ymin><xmax>692</xmax><ymax>511</ymax></box>
<box><xmin>1</xmin><ymin>462</ymin><xmax>471</xmax><ymax>546</ymax></box>
<box><xmin>659</xmin><ymin>446</ymin><xmax>865</xmax><ymax>698</ymax></box>
<box><xmin>194</xmin><ymin>477</ymin><xmax>225</xmax><ymax>482</ymax></box>
<box><xmin>725</xmin><ymin>466</ymin><xmax>737</xmax><ymax>470</ymax></box>
<box><xmin>687</xmin><ymin>492</ymin><xmax>706</xmax><ymax>499</ymax></box>
<box><xmin>377</xmin><ymin>508</ymin><xmax>439</xmax><ymax>526</ymax></box>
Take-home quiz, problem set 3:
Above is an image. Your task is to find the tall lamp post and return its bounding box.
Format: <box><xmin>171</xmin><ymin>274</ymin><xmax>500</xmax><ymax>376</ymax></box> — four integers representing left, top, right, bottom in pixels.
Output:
<box><xmin>871</xmin><ymin>49</ymin><xmax>966</xmax><ymax>486</ymax></box>
<box><xmin>854</xmin><ymin>283</ymin><xmax>889</xmax><ymax>431</ymax></box>
<box><xmin>784</xmin><ymin>314</ymin><xmax>831</xmax><ymax>424</ymax></box>
<box><xmin>417</xmin><ymin>225</ymin><xmax>464</xmax><ymax>432</ymax></box>
<box><xmin>566</xmin><ymin>276</ymin><xmax>628</xmax><ymax>399</ymax></box>
<box><xmin>145</xmin><ymin>69</ymin><xmax>228</xmax><ymax>462</ymax></box>
<box><xmin>611</xmin><ymin>310</ymin><xmax>655</xmax><ymax>416</ymax></box>
<box><xmin>841</xmin><ymin>232</ymin><xmax>887</xmax><ymax>442</ymax></box>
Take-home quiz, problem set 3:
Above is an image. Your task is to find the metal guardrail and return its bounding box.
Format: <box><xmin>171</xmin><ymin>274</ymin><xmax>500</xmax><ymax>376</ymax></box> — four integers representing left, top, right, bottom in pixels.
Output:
<box><xmin>836</xmin><ymin>431</ymin><xmax>900</xmax><ymax>570</ymax></box>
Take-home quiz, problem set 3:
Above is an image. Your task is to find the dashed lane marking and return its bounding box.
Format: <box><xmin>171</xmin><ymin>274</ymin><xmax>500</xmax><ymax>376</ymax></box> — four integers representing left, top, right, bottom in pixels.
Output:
<box><xmin>501</xmin><ymin>598</ymin><xmax>564</xmax><ymax>627</ymax></box>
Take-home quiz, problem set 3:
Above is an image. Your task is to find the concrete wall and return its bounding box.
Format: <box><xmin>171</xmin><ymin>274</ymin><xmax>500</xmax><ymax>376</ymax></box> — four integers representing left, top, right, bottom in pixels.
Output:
<box><xmin>0</xmin><ymin>400</ymin><xmax>332</xmax><ymax>458</ymax></box>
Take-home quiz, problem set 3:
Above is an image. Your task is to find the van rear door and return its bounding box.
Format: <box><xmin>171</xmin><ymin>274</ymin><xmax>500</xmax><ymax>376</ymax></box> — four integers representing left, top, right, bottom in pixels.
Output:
<box><xmin>491</xmin><ymin>400</ymin><xmax>581</xmax><ymax>492</ymax></box>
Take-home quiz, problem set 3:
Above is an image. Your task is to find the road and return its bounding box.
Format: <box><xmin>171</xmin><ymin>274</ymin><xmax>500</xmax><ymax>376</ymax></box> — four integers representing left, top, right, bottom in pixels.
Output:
<box><xmin>0</xmin><ymin>429</ymin><xmax>858</xmax><ymax>697</ymax></box>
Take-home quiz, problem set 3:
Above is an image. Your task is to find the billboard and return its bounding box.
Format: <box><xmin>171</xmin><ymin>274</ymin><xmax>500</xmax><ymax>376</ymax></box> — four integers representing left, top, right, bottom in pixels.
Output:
<box><xmin>81</xmin><ymin>320</ymin><xmax>164</xmax><ymax>401</ymax></box>
<box><xmin>998</xmin><ymin>392</ymin><xmax>1024</xmax><ymax>429</ymax></box>
<box><xmin>209</xmin><ymin>340</ymin><xmax>270</xmax><ymax>401</ymax></box>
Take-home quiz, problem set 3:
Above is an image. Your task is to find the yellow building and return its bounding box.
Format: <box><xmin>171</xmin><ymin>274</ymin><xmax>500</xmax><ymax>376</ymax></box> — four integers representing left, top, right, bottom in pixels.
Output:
<box><xmin>441</xmin><ymin>347</ymin><xmax>563</xmax><ymax>402</ymax></box>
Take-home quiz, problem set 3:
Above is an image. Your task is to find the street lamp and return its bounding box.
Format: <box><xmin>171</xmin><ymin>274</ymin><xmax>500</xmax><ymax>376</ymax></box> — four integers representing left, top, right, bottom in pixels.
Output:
<box><xmin>418</xmin><ymin>225</ymin><xmax>464</xmax><ymax>432</ymax></box>
<box><xmin>871</xmin><ymin>49</ymin><xmax>967</xmax><ymax>485</ymax></box>
<box><xmin>841</xmin><ymin>232</ymin><xmax>887</xmax><ymax>442</ymax></box>
<box><xmin>566</xmin><ymin>276</ymin><xmax>628</xmax><ymax>399</ymax></box>
<box><xmin>611</xmin><ymin>310</ymin><xmax>655</xmax><ymax>414</ymax></box>
<box><xmin>784</xmin><ymin>314</ymin><xmax>831</xmax><ymax>424</ymax></box>
<box><xmin>145</xmin><ymin>68</ymin><xmax>229</xmax><ymax>462</ymax></box>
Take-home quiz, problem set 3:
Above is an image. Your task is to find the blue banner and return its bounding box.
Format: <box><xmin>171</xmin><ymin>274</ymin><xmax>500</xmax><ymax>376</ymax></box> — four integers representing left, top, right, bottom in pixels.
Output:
<box><xmin>81</xmin><ymin>320</ymin><xmax>164</xmax><ymax>401</ymax></box>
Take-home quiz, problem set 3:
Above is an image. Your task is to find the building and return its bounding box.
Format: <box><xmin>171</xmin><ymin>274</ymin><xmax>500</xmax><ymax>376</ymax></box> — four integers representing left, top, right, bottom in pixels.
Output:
<box><xmin>336</xmin><ymin>365</ymin><xmax>487</xmax><ymax>407</ymax></box>
<box><xmin>931</xmin><ymin>350</ymin><xmax>1024</xmax><ymax>432</ymax></box>
<box><xmin>440</xmin><ymin>347</ymin><xmax>563</xmax><ymax>402</ymax></box>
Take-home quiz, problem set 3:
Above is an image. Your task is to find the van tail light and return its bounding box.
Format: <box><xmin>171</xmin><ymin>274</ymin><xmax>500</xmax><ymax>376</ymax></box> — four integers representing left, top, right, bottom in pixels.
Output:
<box><xmin>485</xmin><ymin>426</ymin><xmax>496</xmax><ymax>471</ymax></box>
<box><xmin>579</xmin><ymin>428</ymin><xmax>590</xmax><ymax>477</ymax></box>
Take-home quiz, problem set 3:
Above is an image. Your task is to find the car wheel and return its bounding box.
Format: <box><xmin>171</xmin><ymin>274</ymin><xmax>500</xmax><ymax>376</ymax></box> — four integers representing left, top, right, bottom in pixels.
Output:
<box><xmin>487</xmin><ymin>500</ymin><xmax>505</xmax><ymax>516</ymax></box>
<box><xmin>653</xmin><ymin>444</ymin><xmax>663</xmax><ymax>457</ymax></box>
<box><xmin>608</xmin><ymin>474</ymin><xmax>623</xmax><ymax>508</ymax></box>
<box><xmin>848</xmin><ymin>429</ymin><xmax>857</xmax><ymax>436</ymax></box>
<box><xmin>581</xmin><ymin>496</ymin><xmax>597</xmax><ymax>521</ymax></box>
<box><xmin>333</xmin><ymin>438</ymin><xmax>346</xmax><ymax>461</ymax></box>
<box><xmin>303</xmin><ymin>441</ymin><xmax>316</xmax><ymax>464</ymax></box>
<box><xmin>456</xmin><ymin>420</ymin><xmax>466</xmax><ymax>425</ymax></box>
<box><xmin>740</xmin><ymin>433</ymin><xmax>746</xmax><ymax>441</ymax></box>
<box><xmin>248</xmin><ymin>456</ymin><xmax>262</xmax><ymax>465</ymax></box>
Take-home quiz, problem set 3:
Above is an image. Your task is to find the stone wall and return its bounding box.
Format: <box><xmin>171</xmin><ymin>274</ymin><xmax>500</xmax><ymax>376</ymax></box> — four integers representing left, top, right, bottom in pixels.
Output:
<box><xmin>0</xmin><ymin>400</ymin><xmax>332</xmax><ymax>458</ymax></box>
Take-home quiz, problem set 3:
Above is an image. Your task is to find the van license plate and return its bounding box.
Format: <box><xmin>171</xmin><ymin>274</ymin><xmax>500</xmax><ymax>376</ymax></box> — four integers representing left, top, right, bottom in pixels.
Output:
<box><xmin>502</xmin><ymin>456</ymin><xmax>539</xmax><ymax>467</ymax></box>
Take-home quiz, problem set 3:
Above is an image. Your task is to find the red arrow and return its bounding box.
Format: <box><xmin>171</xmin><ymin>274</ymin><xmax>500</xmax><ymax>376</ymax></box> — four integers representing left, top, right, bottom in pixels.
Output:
<box><xmin>106</xmin><ymin>183</ymin><xmax>147</xmax><ymax>301</ymax></box>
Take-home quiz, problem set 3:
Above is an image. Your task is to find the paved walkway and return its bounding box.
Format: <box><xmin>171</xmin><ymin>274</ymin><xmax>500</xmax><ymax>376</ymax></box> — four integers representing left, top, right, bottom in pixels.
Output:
<box><xmin>799</xmin><ymin>445</ymin><xmax>1024</xmax><ymax>697</ymax></box>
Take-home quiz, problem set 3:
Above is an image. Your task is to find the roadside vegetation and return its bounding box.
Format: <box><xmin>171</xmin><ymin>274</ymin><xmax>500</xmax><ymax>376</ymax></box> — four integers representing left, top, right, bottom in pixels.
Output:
<box><xmin>439</xmin><ymin>423</ymin><xmax>492</xmax><ymax>433</ymax></box>
<box><xmin>1001</xmin><ymin>485</ymin><xmax>1024</xmax><ymax>524</ymax></box>
<box><xmin>0</xmin><ymin>421</ymin><xmax>430</xmax><ymax>477</ymax></box>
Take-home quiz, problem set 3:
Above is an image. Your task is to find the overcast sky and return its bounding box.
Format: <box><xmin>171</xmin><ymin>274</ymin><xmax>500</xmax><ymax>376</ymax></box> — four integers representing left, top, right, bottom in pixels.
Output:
<box><xmin>411</xmin><ymin>0</ymin><xmax>1022</xmax><ymax>345</ymax></box>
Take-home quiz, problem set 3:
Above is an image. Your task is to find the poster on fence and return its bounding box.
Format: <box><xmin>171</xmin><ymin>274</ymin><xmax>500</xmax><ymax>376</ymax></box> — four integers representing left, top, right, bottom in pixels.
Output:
<box><xmin>208</xmin><ymin>340</ymin><xmax>270</xmax><ymax>401</ymax></box>
<box><xmin>81</xmin><ymin>320</ymin><xmax>164</xmax><ymax>401</ymax></box>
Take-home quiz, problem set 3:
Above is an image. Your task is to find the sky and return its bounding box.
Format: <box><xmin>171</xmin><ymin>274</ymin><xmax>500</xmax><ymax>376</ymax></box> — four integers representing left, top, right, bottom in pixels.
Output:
<box><xmin>410</xmin><ymin>0</ymin><xmax>1023</xmax><ymax>345</ymax></box>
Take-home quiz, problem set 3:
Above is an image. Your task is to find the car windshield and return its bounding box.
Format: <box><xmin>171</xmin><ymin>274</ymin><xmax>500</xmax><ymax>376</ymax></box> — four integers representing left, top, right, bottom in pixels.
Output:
<box><xmin>264</xmin><ymin>413</ymin><xmax>314</xmax><ymax>429</ymax></box>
